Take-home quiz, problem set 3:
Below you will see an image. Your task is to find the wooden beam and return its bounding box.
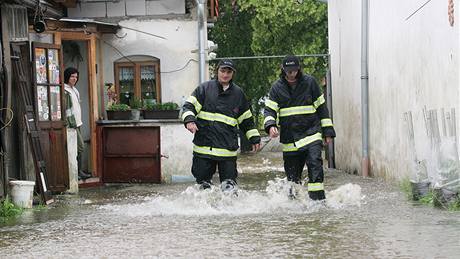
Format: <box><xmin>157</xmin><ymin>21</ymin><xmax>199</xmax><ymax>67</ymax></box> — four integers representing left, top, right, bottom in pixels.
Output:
<box><xmin>89</xmin><ymin>34</ymin><xmax>98</xmax><ymax>177</ymax></box>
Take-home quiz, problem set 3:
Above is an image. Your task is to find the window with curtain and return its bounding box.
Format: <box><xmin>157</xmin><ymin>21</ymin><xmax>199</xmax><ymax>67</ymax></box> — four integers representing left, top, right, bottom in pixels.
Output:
<box><xmin>114</xmin><ymin>59</ymin><xmax>161</xmax><ymax>106</ymax></box>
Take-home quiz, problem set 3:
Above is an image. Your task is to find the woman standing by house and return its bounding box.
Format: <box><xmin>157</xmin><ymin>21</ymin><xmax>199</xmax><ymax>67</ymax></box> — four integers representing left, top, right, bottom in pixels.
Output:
<box><xmin>64</xmin><ymin>67</ymin><xmax>91</xmax><ymax>193</ymax></box>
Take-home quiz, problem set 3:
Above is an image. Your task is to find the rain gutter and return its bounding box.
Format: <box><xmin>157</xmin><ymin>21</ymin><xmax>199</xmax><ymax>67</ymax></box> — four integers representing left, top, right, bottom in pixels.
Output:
<box><xmin>197</xmin><ymin>0</ymin><xmax>207</xmax><ymax>83</ymax></box>
<box><xmin>361</xmin><ymin>0</ymin><xmax>370</xmax><ymax>177</ymax></box>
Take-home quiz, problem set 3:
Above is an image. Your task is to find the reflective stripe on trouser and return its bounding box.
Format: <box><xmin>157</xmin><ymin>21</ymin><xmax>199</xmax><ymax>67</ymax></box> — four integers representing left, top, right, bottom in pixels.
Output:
<box><xmin>283</xmin><ymin>141</ymin><xmax>325</xmax><ymax>200</ymax></box>
<box><xmin>191</xmin><ymin>156</ymin><xmax>238</xmax><ymax>184</ymax></box>
<box><xmin>193</xmin><ymin>145</ymin><xmax>238</xmax><ymax>157</ymax></box>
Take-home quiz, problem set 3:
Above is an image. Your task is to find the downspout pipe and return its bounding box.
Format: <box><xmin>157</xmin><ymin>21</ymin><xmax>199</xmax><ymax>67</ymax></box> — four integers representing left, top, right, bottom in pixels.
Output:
<box><xmin>197</xmin><ymin>0</ymin><xmax>207</xmax><ymax>84</ymax></box>
<box><xmin>361</xmin><ymin>0</ymin><xmax>370</xmax><ymax>177</ymax></box>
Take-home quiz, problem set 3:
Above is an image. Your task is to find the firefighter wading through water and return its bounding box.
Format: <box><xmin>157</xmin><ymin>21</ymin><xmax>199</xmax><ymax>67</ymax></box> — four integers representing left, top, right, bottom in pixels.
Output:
<box><xmin>182</xmin><ymin>59</ymin><xmax>261</xmax><ymax>192</ymax></box>
<box><xmin>264</xmin><ymin>55</ymin><xmax>336</xmax><ymax>200</ymax></box>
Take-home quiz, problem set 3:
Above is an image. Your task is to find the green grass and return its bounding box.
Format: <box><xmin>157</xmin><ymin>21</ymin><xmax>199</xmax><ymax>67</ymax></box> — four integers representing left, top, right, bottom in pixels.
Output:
<box><xmin>399</xmin><ymin>178</ymin><xmax>413</xmax><ymax>200</ymax></box>
<box><xmin>419</xmin><ymin>191</ymin><xmax>434</xmax><ymax>205</ymax></box>
<box><xmin>0</xmin><ymin>196</ymin><xmax>23</xmax><ymax>221</ymax></box>
<box><xmin>447</xmin><ymin>196</ymin><xmax>460</xmax><ymax>211</ymax></box>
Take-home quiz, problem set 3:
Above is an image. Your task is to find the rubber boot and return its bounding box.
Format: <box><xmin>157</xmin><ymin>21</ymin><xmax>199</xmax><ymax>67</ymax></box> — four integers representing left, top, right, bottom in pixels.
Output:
<box><xmin>77</xmin><ymin>153</ymin><xmax>91</xmax><ymax>180</ymax></box>
<box><xmin>199</xmin><ymin>180</ymin><xmax>213</xmax><ymax>190</ymax></box>
<box><xmin>308</xmin><ymin>190</ymin><xmax>326</xmax><ymax>201</ymax></box>
<box><xmin>221</xmin><ymin>179</ymin><xmax>238</xmax><ymax>196</ymax></box>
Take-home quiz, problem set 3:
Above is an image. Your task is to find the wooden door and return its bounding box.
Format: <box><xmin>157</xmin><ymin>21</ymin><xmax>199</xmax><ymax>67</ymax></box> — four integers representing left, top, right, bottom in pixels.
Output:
<box><xmin>102</xmin><ymin>126</ymin><xmax>161</xmax><ymax>183</ymax></box>
<box><xmin>32</xmin><ymin>42</ymin><xmax>69</xmax><ymax>192</ymax></box>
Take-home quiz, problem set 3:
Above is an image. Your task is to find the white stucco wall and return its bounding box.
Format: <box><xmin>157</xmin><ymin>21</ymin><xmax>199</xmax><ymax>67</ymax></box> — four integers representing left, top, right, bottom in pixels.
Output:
<box><xmin>328</xmin><ymin>0</ymin><xmax>459</xmax><ymax>183</ymax></box>
<box><xmin>101</xmin><ymin>18</ymin><xmax>201</xmax><ymax>105</ymax></box>
<box><xmin>67</xmin><ymin>1</ymin><xmax>204</xmax><ymax>182</ymax></box>
<box><xmin>160</xmin><ymin>123</ymin><xmax>194</xmax><ymax>183</ymax></box>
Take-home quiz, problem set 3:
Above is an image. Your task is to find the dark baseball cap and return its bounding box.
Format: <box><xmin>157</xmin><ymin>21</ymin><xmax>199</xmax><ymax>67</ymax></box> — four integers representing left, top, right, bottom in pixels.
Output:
<box><xmin>282</xmin><ymin>55</ymin><xmax>300</xmax><ymax>72</ymax></box>
<box><xmin>217</xmin><ymin>59</ymin><xmax>236</xmax><ymax>71</ymax></box>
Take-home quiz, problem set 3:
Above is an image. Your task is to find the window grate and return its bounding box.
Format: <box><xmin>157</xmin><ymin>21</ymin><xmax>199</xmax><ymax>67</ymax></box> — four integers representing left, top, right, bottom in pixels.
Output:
<box><xmin>5</xmin><ymin>5</ymin><xmax>29</xmax><ymax>42</ymax></box>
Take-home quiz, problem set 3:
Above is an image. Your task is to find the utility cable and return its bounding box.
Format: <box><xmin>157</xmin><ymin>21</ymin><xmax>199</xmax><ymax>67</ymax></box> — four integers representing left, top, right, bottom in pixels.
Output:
<box><xmin>118</xmin><ymin>25</ymin><xmax>167</xmax><ymax>40</ymax></box>
<box><xmin>0</xmin><ymin>108</ymin><xmax>14</xmax><ymax>131</ymax></box>
<box><xmin>96</xmin><ymin>33</ymin><xmax>196</xmax><ymax>74</ymax></box>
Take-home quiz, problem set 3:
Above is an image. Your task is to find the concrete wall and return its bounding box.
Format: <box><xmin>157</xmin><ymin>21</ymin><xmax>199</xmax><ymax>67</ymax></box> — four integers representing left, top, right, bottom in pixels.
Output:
<box><xmin>67</xmin><ymin>0</ymin><xmax>186</xmax><ymax>18</ymax></box>
<box><xmin>328</xmin><ymin>0</ymin><xmax>459</xmax><ymax>184</ymax></box>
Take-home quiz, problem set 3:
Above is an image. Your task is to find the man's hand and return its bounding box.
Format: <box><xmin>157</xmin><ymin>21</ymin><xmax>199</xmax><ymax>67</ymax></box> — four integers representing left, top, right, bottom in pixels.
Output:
<box><xmin>251</xmin><ymin>143</ymin><xmax>261</xmax><ymax>153</ymax></box>
<box><xmin>324</xmin><ymin>136</ymin><xmax>333</xmax><ymax>146</ymax></box>
<box><xmin>269</xmin><ymin>126</ymin><xmax>279</xmax><ymax>138</ymax></box>
<box><xmin>186</xmin><ymin>122</ymin><xmax>198</xmax><ymax>134</ymax></box>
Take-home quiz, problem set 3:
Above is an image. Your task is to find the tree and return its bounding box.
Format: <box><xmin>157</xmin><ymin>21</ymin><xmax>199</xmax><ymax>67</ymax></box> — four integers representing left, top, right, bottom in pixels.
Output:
<box><xmin>209</xmin><ymin>0</ymin><xmax>328</xmax><ymax>127</ymax></box>
<box><xmin>239</xmin><ymin>0</ymin><xmax>328</xmax><ymax>80</ymax></box>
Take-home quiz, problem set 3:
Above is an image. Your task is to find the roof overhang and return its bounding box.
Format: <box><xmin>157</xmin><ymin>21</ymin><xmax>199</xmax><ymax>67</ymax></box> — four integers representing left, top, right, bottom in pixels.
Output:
<box><xmin>45</xmin><ymin>18</ymin><xmax>121</xmax><ymax>34</ymax></box>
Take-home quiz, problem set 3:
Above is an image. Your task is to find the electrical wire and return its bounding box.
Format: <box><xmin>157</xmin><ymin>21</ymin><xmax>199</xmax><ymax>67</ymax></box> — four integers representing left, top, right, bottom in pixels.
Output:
<box><xmin>406</xmin><ymin>0</ymin><xmax>433</xmax><ymax>21</ymax></box>
<box><xmin>0</xmin><ymin>108</ymin><xmax>14</xmax><ymax>131</ymax></box>
<box><xmin>118</xmin><ymin>25</ymin><xmax>167</xmax><ymax>40</ymax></box>
<box><xmin>96</xmin><ymin>33</ymin><xmax>197</xmax><ymax>73</ymax></box>
<box><xmin>160</xmin><ymin>59</ymin><xmax>197</xmax><ymax>74</ymax></box>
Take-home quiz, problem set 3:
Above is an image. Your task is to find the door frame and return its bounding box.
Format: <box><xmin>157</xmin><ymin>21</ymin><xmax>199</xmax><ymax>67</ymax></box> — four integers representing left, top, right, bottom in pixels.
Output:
<box><xmin>54</xmin><ymin>32</ymin><xmax>99</xmax><ymax>177</ymax></box>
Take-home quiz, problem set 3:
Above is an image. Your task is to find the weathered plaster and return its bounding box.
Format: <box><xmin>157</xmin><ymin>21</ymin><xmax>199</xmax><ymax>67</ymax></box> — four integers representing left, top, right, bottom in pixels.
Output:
<box><xmin>328</xmin><ymin>0</ymin><xmax>459</xmax><ymax>184</ymax></box>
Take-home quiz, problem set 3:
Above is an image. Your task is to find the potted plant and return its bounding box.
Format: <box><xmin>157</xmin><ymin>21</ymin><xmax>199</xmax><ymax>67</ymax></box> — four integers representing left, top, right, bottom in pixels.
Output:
<box><xmin>106</xmin><ymin>103</ymin><xmax>131</xmax><ymax>120</ymax></box>
<box><xmin>129</xmin><ymin>97</ymin><xmax>142</xmax><ymax>120</ymax></box>
<box><xmin>143</xmin><ymin>102</ymin><xmax>180</xmax><ymax>119</ymax></box>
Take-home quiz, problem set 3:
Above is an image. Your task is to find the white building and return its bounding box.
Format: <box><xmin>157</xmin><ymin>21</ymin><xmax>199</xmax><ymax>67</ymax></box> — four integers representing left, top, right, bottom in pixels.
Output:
<box><xmin>327</xmin><ymin>0</ymin><xmax>459</xmax><ymax>187</ymax></box>
<box><xmin>64</xmin><ymin>0</ymin><xmax>214</xmax><ymax>183</ymax></box>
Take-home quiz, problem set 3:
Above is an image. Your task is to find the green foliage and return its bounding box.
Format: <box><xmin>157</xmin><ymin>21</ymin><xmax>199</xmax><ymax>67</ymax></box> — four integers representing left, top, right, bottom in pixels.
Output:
<box><xmin>0</xmin><ymin>196</ymin><xmax>23</xmax><ymax>221</ymax></box>
<box><xmin>209</xmin><ymin>0</ymin><xmax>329</xmax><ymax>127</ymax></box>
<box><xmin>239</xmin><ymin>0</ymin><xmax>328</xmax><ymax>79</ymax></box>
<box><xmin>448</xmin><ymin>196</ymin><xmax>460</xmax><ymax>211</ymax></box>
<box><xmin>144</xmin><ymin>102</ymin><xmax>179</xmax><ymax>111</ymax></box>
<box><xmin>399</xmin><ymin>178</ymin><xmax>413</xmax><ymax>200</ymax></box>
<box><xmin>129</xmin><ymin>97</ymin><xmax>143</xmax><ymax>109</ymax></box>
<box><xmin>107</xmin><ymin>103</ymin><xmax>130</xmax><ymax>111</ymax></box>
<box><xmin>419</xmin><ymin>191</ymin><xmax>434</xmax><ymax>205</ymax></box>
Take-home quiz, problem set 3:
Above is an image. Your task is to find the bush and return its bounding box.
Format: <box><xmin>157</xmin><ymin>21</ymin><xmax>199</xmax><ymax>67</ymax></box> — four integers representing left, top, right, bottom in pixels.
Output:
<box><xmin>144</xmin><ymin>102</ymin><xmax>179</xmax><ymax>111</ymax></box>
<box><xmin>0</xmin><ymin>197</ymin><xmax>23</xmax><ymax>221</ymax></box>
<box><xmin>107</xmin><ymin>103</ymin><xmax>131</xmax><ymax>111</ymax></box>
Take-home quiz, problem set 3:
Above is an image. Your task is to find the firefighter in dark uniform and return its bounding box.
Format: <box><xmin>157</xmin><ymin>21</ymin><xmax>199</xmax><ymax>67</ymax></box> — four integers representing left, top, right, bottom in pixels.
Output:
<box><xmin>264</xmin><ymin>55</ymin><xmax>336</xmax><ymax>200</ymax></box>
<box><xmin>182</xmin><ymin>59</ymin><xmax>261</xmax><ymax>191</ymax></box>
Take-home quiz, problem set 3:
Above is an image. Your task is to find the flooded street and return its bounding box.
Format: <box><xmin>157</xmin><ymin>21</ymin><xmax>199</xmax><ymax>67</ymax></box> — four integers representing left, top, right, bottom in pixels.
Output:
<box><xmin>1</xmin><ymin>152</ymin><xmax>459</xmax><ymax>258</ymax></box>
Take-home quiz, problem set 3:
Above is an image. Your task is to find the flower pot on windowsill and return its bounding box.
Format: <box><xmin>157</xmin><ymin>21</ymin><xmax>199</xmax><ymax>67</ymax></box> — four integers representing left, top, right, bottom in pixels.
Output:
<box><xmin>106</xmin><ymin>103</ymin><xmax>131</xmax><ymax>120</ymax></box>
<box><xmin>142</xmin><ymin>102</ymin><xmax>180</xmax><ymax>119</ymax></box>
<box><xmin>143</xmin><ymin>109</ymin><xmax>180</xmax><ymax>119</ymax></box>
<box><xmin>107</xmin><ymin>110</ymin><xmax>132</xmax><ymax>120</ymax></box>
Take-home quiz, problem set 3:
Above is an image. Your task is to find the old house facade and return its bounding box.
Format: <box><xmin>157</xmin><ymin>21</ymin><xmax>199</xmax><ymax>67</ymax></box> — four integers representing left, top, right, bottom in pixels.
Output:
<box><xmin>1</xmin><ymin>0</ymin><xmax>216</xmax><ymax>197</ymax></box>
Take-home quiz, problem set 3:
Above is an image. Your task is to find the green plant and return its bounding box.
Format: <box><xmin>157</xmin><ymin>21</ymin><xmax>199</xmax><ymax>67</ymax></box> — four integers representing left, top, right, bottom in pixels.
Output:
<box><xmin>129</xmin><ymin>97</ymin><xmax>142</xmax><ymax>109</ymax></box>
<box><xmin>419</xmin><ymin>191</ymin><xmax>434</xmax><ymax>205</ymax></box>
<box><xmin>448</xmin><ymin>196</ymin><xmax>460</xmax><ymax>211</ymax></box>
<box><xmin>107</xmin><ymin>103</ymin><xmax>130</xmax><ymax>111</ymax></box>
<box><xmin>143</xmin><ymin>102</ymin><xmax>179</xmax><ymax>111</ymax></box>
<box><xmin>399</xmin><ymin>178</ymin><xmax>413</xmax><ymax>200</ymax></box>
<box><xmin>0</xmin><ymin>196</ymin><xmax>23</xmax><ymax>221</ymax></box>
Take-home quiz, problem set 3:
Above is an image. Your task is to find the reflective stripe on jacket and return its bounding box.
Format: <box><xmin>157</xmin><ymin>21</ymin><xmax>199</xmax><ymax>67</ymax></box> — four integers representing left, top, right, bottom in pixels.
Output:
<box><xmin>182</xmin><ymin>80</ymin><xmax>261</xmax><ymax>159</ymax></box>
<box><xmin>263</xmin><ymin>74</ymin><xmax>336</xmax><ymax>152</ymax></box>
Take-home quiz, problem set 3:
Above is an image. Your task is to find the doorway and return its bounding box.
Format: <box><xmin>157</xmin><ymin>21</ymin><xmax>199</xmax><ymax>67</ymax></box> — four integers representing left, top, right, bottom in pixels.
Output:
<box><xmin>62</xmin><ymin>40</ymin><xmax>91</xmax><ymax>175</ymax></box>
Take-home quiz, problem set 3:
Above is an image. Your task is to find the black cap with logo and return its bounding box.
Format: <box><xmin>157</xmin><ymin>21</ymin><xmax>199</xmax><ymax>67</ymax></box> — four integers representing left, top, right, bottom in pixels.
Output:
<box><xmin>217</xmin><ymin>59</ymin><xmax>236</xmax><ymax>72</ymax></box>
<box><xmin>282</xmin><ymin>55</ymin><xmax>300</xmax><ymax>72</ymax></box>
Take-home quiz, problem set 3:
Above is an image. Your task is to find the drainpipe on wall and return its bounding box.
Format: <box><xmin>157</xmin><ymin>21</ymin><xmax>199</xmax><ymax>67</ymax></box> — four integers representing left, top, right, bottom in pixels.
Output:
<box><xmin>197</xmin><ymin>0</ymin><xmax>207</xmax><ymax>84</ymax></box>
<box><xmin>361</xmin><ymin>0</ymin><xmax>370</xmax><ymax>177</ymax></box>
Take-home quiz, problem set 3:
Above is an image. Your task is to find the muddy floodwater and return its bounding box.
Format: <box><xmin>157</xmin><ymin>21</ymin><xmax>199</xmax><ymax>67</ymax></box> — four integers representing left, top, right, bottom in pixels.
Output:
<box><xmin>1</xmin><ymin>152</ymin><xmax>459</xmax><ymax>258</ymax></box>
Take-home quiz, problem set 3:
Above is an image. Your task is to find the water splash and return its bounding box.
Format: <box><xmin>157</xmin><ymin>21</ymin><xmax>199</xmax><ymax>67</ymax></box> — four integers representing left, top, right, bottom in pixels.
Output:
<box><xmin>100</xmin><ymin>179</ymin><xmax>364</xmax><ymax>217</ymax></box>
<box><xmin>326</xmin><ymin>183</ymin><xmax>365</xmax><ymax>209</ymax></box>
